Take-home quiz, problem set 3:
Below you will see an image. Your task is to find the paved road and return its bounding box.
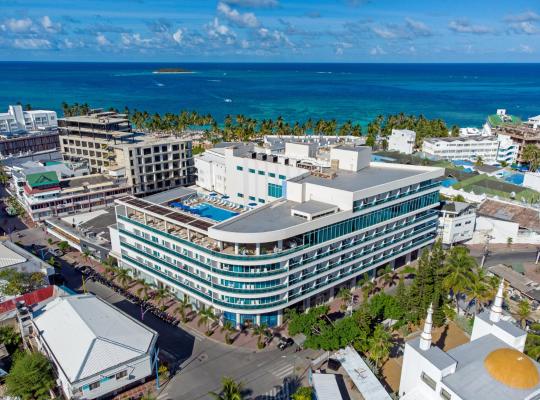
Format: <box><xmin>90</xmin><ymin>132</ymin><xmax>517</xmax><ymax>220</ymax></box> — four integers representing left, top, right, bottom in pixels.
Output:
<box><xmin>14</xmin><ymin>223</ymin><xmax>320</xmax><ymax>400</ymax></box>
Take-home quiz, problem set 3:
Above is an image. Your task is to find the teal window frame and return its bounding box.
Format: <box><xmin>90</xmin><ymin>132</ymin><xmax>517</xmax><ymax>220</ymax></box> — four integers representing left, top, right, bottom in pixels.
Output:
<box><xmin>258</xmin><ymin>170</ymin><xmax>265</xmax><ymax>176</ymax></box>
<box><xmin>236</xmin><ymin>165</ymin><xmax>243</xmax><ymax>171</ymax></box>
<box><xmin>237</xmin><ymin>193</ymin><xmax>244</xmax><ymax>198</ymax></box>
<box><xmin>249</xmin><ymin>196</ymin><xmax>256</xmax><ymax>201</ymax></box>
<box><xmin>268</xmin><ymin>182</ymin><xmax>283</xmax><ymax>198</ymax></box>
<box><xmin>269</xmin><ymin>172</ymin><xmax>276</xmax><ymax>178</ymax></box>
<box><xmin>259</xmin><ymin>198</ymin><xmax>265</xmax><ymax>204</ymax></box>
<box><xmin>278</xmin><ymin>174</ymin><xmax>286</xmax><ymax>180</ymax></box>
<box><xmin>249</xmin><ymin>168</ymin><xmax>256</xmax><ymax>174</ymax></box>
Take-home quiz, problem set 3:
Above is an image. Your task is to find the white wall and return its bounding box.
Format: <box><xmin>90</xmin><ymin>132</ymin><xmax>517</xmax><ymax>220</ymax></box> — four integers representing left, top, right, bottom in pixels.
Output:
<box><xmin>467</xmin><ymin>216</ymin><xmax>540</xmax><ymax>244</ymax></box>
<box><xmin>439</xmin><ymin>212</ymin><xmax>475</xmax><ymax>245</ymax></box>
<box><xmin>388</xmin><ymin>129</ymin><xmax>416</xmax><ymax>155</ymax></box>
<box><xmin>524</xmin><ymin>172</ymin><xmax>540</xmax><ymax>192</ymax></box>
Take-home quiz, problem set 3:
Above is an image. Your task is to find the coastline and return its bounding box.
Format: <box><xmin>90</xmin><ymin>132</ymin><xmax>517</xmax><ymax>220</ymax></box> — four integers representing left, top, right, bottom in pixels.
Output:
<box><xmin>152</xmin><ymin>71</ymin><xmax>195</xmax><ymax>74</ymax></box>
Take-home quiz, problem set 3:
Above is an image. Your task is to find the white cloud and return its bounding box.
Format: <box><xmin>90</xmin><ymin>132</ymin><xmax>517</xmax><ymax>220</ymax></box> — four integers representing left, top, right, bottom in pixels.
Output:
<box><xmin>96</xmin><ymin>33</ymin><xmax>110</xmax><ymax>46</ymax></box>
<box><xmin>41</xmin><ymin>16</ymin><xmax>61</xmax><ymax>33</ymax></box>
<box><xmin>405</xmin><ymin>18</ymin><xmax>432</xmax><ymax>37</ymax></box>
<box><xmin>505</xmin><ymin>11</ymin><xmax>540</xmax><ymax>23</ymax></box>
<box><xmin>256</xmin><ymin>27</ymin><xmax>293</xmax><ymax>48</ymax></box>
<box><xmin>512</xmin><ymin>44</ymin><xmax>534</xmax><ymax>53</ymax></box>
<box><xmin>206</xmin><ymin>18</ymin><xmax>237</xmax><ymax>44</ymax></box>
<box><xmin>217</xmin><ymin>2</ymin><xmax>259</xmax><ymax>28</ymax></box>
<box><xmin>369</xmin><ymin>45</ymin><xmax>386</xmax><ymax>55</ymax></box>
<box><xmin>449</xmin><ymin>20</ymin><xmax>492</xmax><ymax>34</ymax></box>
<box><xmin>173</xmin><ymin>29</ymin><xmax>184</xmax><ymax>44</ymax></box>
<box><xmin>508</xmin><ymin>21</ymin><xmax>539</xmax><ymax>35</ymax></box>
<box><xmin>13</xmin><ymin>38</ymin><xmax>51</xmax><ymax>49</ymax></box>
<box><xmin>241</xmin><ymin>39</ymin><xmax>250</xmax><ymax>48</ymax></box>
<box><xmin>1</xmin><ymin>18</ymin><xmax>33</xmax><ymax>33</ymax></box>
<box><xmin>371</xmin><ymin>26</ymin><xmax>397</xmax><ymax>39</ymax></box>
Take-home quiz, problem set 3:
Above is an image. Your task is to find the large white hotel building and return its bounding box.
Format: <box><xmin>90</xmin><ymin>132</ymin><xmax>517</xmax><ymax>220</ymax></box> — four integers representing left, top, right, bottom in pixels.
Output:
<box><xmin>110</xmin><ymin>141</ymin><xmax>443</xmax><ymax>327</ymax></box>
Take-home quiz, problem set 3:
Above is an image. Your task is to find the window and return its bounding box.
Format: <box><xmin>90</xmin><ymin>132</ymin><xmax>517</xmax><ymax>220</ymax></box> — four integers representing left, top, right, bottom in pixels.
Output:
<box><xmin>89</xmin><ymin>381</ymin><xmax>100</xmax><ymax>390</ymax></box>
<box><xmin>258</xmin><ymin>170</ymin><xmax>265</xmax><ymax>176</ymax></box>
<box><xmin>269</xmin><ymin>172</ymin><xmax>276</xmax><ymax>178</ymax></box>
<box><xmin>278</xmin><ymin>174</ymin><xmax>286</xmax><ymax>180</ymax></box>
<box><xmin>268</xmin><ymin>183</ymin><xmax>283</xmax><ymax>198</ymax></box>
<box><xmin>249</xmin><ymin>168</ymin><xmax>256</xmax><ymax>174</ymax></box>
<box><xmin>421</xmin><ymin>372</ymin><xmax>437</xmax><ymax>391</ymax></box>
<box><xmin>116</xmin><ymin>370</ymin><xmax>128</xmax><ymax>380</ymax></box>
<box><xmin>236</xmin><ymin>166</ymin><xmax>243</xmax><ymax>171</ymax></box>
<box><xmin>440</xmin><ymin>388</ymin><xmax>452</xmax><ymax>400</ymax></box>
<box><xmin>237</xmin><ymin>193</ymin><xmax>244</xmax><ymax>198</ymax></box>
<box><xmin>259</xmin><ymin>198</ymin><xmax>265</xmax><ymax>204</ymax></box>
<box><xmin>249</xmin><ymin>196</ymin><xmax>256</xmax><ymax>201</ymax></box>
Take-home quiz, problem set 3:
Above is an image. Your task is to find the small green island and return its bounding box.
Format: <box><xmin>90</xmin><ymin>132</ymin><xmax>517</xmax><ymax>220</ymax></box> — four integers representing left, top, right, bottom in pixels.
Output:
<box><xmin>153</xmin><ymin>68</ymin><xmax>194</xmax><ymax>74</ymax></box>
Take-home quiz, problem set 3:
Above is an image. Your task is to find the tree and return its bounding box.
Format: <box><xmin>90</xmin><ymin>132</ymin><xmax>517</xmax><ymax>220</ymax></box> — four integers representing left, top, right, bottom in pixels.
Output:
<box><xmin>474</xmin><ymin>156</ymin><xmax>484</xmax><ymax>167</ymax></box>
<box><xmin>337</xmin><ymin>287</ymin><xmax>353</xmax><ymax>311</ymax></box>
<box><xmin>115</xmin><ymin>268</ymin><xmax>132</xmax><ymax>289</ymax></box>
<box><xmin>0</xmin><ymin>326</ymin><xmax>21</xmax><ymax>353</ymax></box>
<box><xmin>221</xmin><ymin>320</ymin><xmax>236</xmax><ymax>345</ymax></box>
<box><xmin>57</xmin><ymin>241</ymin><xmax>70</xmax><ymax>254</ymax></box>
<box><xmin>507</xmin><ymin>237</ymin><xmax>513</xmax><ymax>248</ymax></box>
<box><xmin>367</xmin><ymin>325</ymin><xmax>392</xmax><ymax>368</ymax></box>
<box><xmin>198</xmin><ymin>306</ymin><xmax>217</xmax><ymax>336</ymax></box>
<box><xmin>153</xmin><ymin>287</ymin><xmax>171</xmax><ymax>310</ymax></box>
<box><xmin>209</xmin><ymin>376</ymin><xmax>244</xmax><ymax>400</ymax></box>
<box><xmin>252</xmin><ymin>324</ymin><xmax>269</xmax><ymax>349</ymax></box>
<box><xmin>174</xmin><ymin>295</ymin><xmax>193</xmax><ymax>323</ymax></box>
<box><xmin>47</xmin><ymin>237</ymin><xmax>53</xmax><ymax>246</ymax></box>
<box><xmin>5</xmin><ymin>351</ymin><xmax>55</xmax><ymax>400</ymax></box>
<box><xmin>292</xmin><ymin>387</ymin><xmax>313</xmax><ymax>400</ymax></box>
<box><xmin>517</xmin><ymin>300</ymin><xmax>531</xmax><ymax>328</ymax></box>
<box><xmin>0</xmin><ymin>269</ymin><xmax>44</xmax><ymax>296</ymax></box>
<box><xmin>443</xmin><ymin>246</ymin><xmax>477</xmax><ymax>311</ymax></box>
<box><xmin>523</xmin><ymin>144</ymin><xmax>540</xmax><ymax>172</ymax></box>
<box><xmin>104</xmin><ymin>263</ymin><xmax>119</xmax><ymax>279</ymax></box>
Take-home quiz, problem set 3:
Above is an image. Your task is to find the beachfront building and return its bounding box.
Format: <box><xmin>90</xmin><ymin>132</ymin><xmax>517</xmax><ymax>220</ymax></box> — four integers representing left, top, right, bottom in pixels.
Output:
<box><xmin>59</xmin><ymin>109</ymin><xmax>194</xmax><ymax>194</ymax></box>
<box><xmin>399</xmin><ymin>283</ymin><xmax>540</xmax><ymax>400</ymax></box>
<box><xmin>111</xmin><ymin>145</ymin><xmax>443</xmax><ymax>327</ymax></box>
<box><xmin>0</xmin><ymin>105</ymin><xmax>57</xmax><ymax>136</ymax></box>
<box><xmin>526</xmin><ymin>115</ymin><xmax>540</xmax><ymax>131</ymax></box>
<box><xmin>438</xmin><ymin>201</ymin><xmax>476</xmax><ymax>246</ymax></box>
<box><xmin>483</xmin><ymin>109</ymin><xmax>522</xmax><ymax>136</ymax></box>
<box><xmin>32</xmin><ymin>294</ymin><xmax>158</xmax><ymax>400</ymax></box>
<box><xmin>422</xmin><ymin>136</ymin><xmax>500</xmax><ymax>164</ymax></box>
<box><xmin>387</xmin><ymin>129</ymin><xmax>416</xmax><ymax>155</ymax></box>
<box><xmin>18</xmin><ymin>171</ymin><xmax>131</xmax><ymax>222</ymax></box>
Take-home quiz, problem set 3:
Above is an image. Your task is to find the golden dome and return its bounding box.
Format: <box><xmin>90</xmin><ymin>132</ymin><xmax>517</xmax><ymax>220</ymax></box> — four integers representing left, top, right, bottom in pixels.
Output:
<box><xmin>484</xmin><ymin>348</ymin><xmax>540</xmax><ymax>389</ymax></box>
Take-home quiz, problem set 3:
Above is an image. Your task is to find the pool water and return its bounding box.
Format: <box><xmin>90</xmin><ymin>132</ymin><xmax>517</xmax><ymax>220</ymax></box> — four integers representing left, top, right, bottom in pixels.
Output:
<box><xmin>441</xmin><ymin>178</ymin><xmax>458</xmax><ymax>188</ymax></box>
<box><xmin>191</xmin><ymin>202</ymin><xmax>239</xmax><ymax>222</ymax></box>
<box><xmin>505</xmin><ymin>173</ymin><xmax>524</xmax><ymax>185</ymax></box>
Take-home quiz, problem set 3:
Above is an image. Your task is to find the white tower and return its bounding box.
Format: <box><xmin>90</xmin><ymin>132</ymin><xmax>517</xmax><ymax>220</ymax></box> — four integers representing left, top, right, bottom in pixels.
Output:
<box><xmin>490</xmin><ymin>279</ymin><xmax>505</xmax><ymax>323</ymax></box>
<box><xmin>419</xmin><ymin>303</ymin><xmax>434</xmax><ymax>351</ymax></box>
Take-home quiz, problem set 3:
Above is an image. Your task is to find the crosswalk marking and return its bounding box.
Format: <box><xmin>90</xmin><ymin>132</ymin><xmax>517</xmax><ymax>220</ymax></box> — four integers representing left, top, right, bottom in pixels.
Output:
<box><xmin>271</xmin><ymin>361</ymin><xmax>294</xmax><ymax>379</ymax></box>
<box><xmin>258</xmin><ymin>380</ymin><xmax>294</xmax><ymax>400</ymax></box>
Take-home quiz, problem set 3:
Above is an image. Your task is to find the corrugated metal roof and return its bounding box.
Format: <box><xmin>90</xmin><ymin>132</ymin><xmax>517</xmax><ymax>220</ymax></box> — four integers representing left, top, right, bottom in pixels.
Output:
<box><xmin>26</xmin><ymin>171</ymin><xmax>59</xmax><ymax>188</ymax></box>
<box><xmin>33</xmin><ymin>294</ymin><xmax>157</xmax><ymax>383</ymax></box>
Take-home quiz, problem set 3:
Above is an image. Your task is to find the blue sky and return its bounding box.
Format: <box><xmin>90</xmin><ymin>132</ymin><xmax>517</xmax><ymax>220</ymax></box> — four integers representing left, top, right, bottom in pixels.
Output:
<box><xmin>1</xmin><ymin>0</ymin><xmax>539</xmax><ymax>62</ymax></box>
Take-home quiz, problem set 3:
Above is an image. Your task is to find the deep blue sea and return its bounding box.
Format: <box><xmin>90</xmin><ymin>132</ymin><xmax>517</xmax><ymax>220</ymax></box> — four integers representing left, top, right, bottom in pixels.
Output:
<box><xmin>0</xmin><ymin>62</ymin><xmax>539</xmax><ymax>127</ymax></box>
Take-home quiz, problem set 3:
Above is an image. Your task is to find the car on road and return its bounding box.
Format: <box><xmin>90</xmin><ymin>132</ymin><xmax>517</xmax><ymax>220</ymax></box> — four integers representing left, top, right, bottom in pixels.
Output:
<box><xmin>48</xmin><ymin>249</ymin><xmax>63</xmax><ymax>257</ymax></box>
<box><xmin>277</xmin><ymin>337</ymin><xmax>294</xmax><ymax>351</ymax></box>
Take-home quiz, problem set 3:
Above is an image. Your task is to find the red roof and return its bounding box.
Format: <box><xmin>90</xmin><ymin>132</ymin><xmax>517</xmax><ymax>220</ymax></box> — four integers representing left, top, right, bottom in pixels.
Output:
<box><xmin>23</xmin><ymin>184</ymin><xmax>61</xmax><ymax>195</ymax></box>
<box><xmin>0</xmin><ymin>286</ymin><xmax>55</xmax><ymax>315</ymax></box>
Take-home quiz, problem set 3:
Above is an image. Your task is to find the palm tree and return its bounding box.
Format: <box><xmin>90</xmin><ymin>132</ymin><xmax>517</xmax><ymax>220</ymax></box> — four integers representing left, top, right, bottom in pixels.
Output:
<box><xmin>209</xmin><ymin>376</ymin><xmax>244</xmax><ymax>400</ymax></box>
<box><xmin>104</xmin><ymin>264</ymin><xmax>118</xmax><ymax>279</ymax></box>
<box><xmin>361</xmin><ymin>280</ymin><xmax>376</xmax><ymax>301</ymax></box>
<box><xmin>522</xmin><ymin>144</ymin><xmax>540</xmax><ymax>172</ymax></box>
<box><xmin>135</xmin><ymin>279</ymin><xmax>152</xmax><ymax>300</ymax></box>
<box><xmin>82</xmin><ymin>250</ymin><xmax>92</xmax><ymax>268</ymax></box>
<box><xmin>367</xmin><ymin>325</ymin><xmax>392</xmax><ymax>368</ymax></box>
<box><xmin>443</xmin><ymin>246</ymin><xmax>477</xmax><ymax>310</ymax></box>
<box><xmin>517</xmin><ymin>300</ymin><xmax>531</xmax><ymax>328</ymax></box>
<box><xmin>251</xmin><ymin>324</ymin><xmax>269</xmax><ymax>349</ymax></box>
<box><xmin>221</xmin><ymin>320</ymin><xmax>236</xmax><ymax>345</ymax></box>
<box><xmin>337</xmin><ymin>287</ymin><xmax>353</xmax><ymax>311</ymax></box>
<box><xmin>174</xmin><ymin>295</ymin><xmax>193</xmax><ymax>323</ymax></box>
<box><xmin>468</xmin><ymin>268</ymin><xmax>497</xmax><ymax>314</ymax></box>
<box><xmin>140</xmin><ymin>391</ymin><xmax>157</xmax><ymax>400</ymax></box>
<box><xmin>153</xmin><ymin>287</ymin><xmax>171</xmax><ymax>310</ymax></box>
<box><xmin>57</xmin><ymin>241</ymin><xmax>70</xmax><ymax>254</ymax></box>
<box><xmin>115</xmin><ymin>268</ymin><xmax>132</xmax><ymax>289</ymax></box>
<box><xmin>197</xmin><ymin>306</ymin><xmax>217</xmax><ymax>335</ymax></box>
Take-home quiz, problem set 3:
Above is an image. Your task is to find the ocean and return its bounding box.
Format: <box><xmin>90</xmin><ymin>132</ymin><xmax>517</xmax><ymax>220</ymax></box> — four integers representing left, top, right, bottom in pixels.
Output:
<box><xmin>0</xmin><ymin>62</ymin><xmax>539</xmax><ymax>127</ymax></box>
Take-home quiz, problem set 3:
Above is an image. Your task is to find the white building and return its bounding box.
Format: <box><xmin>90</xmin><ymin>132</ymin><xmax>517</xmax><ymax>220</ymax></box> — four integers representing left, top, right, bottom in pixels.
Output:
<box><xmin>459</xmin><ymin>127</ymin><xmax>487</xmax><ymax>137</ymax></box>
<box><xmin>388</xmin><ymin>129</ymin><xmax>416</xmax><ymax>155</ymax></box>
<box><xmin>523</xmin><ymin>172</ymin><xmax>540</xmax><ymax>192</ymax></box>
<box><xmin>422</xmin><ymin>135</ymin><xmax>518</xmax><ymax>165</ymax></box>
<box><xmin>438</xmin><ymin>201</ymin><xmax>476</xmax><ymax>245</ymax></box>
<box><xmin>469</xmin><ymin>199</ymin><xmax>540</xmax><ymax>245</ymax></box>
<box><xmin>32</xmin><ymin>294</ymin><xmax>158</xmax><ymax>400</ymax></box>
<box><xmin>0</xmin><ymin>105</ymin><xmax>57</xmax><ymax>136</ymax></box>
<box><xmin>112</xmin><ymin>145</ymin><xmax>443</xmax><ymax>327</ymax></box>
<box><xmin>422</xmin><ymin>136</ymin><xmax>500</xmax><ymax>164</ymax></box>
<box><xmin>399</xmin><ymin>282</ymin><xmax>540</xmax><ymax>400</ymax></box>
<box><xmin>526</xmin><ymin>115</ymin><xmax>540</xmax><ymax>131</ymax></box>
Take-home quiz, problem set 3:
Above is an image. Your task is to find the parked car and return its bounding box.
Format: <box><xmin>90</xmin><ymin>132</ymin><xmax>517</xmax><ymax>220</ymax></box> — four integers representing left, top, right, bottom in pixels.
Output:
<box><xmin>277</xmin><ymin>337</ymin><xmax>294</xmax><ymax>351</ymax></box>
<box><xmin>48</xmin><ymin>249</ymin><xmax>63</xmax><ymax>257</ymax></box>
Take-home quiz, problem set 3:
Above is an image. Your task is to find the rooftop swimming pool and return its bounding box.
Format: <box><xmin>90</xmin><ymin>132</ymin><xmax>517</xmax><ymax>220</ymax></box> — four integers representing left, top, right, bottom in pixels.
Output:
<box><xmin>171</xmin><ymin>202</ymin><xmax>239</xmax><ymax>222</ymax></box>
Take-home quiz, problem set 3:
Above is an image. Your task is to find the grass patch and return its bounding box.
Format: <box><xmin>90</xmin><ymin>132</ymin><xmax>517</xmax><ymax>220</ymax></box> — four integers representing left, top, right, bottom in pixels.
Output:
<box><xmin>453</xmin><ymin>174</ymin><xmax>540</xmax><ymax>203</ymax></box>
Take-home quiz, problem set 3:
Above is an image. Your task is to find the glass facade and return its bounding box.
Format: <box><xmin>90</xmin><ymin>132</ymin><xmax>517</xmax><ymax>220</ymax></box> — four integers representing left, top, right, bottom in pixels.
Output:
<box><xmin>267</xmin><ymin>182</ymin><xmax>283</xmax><ymax>198</ymax></box>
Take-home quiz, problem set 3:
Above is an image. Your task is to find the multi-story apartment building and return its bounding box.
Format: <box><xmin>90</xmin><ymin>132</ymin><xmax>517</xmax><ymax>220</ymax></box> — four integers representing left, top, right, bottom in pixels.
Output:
<box><xmin>422</xmin><ymin>136</ymin><xmax>500</xmax><ymax>163</ymax></box>
<box><xmin>0</xmin><ymin>131</ymin><xmax>60</xmax><ymax>157</ymax></box>
<box><xmin>438</xmin><ymin>201</ymin><xmax>476</xmax><ymax>246</ymax></box>
<box><xmin>494</xmin><ymin>125</ymin><xmax>540</xmax><ymax>165</ymax></box>
<box><xmin>59</xmin><ymin>110</ymin><xmax>194</xmax><ymax>195</ymax></box>
<box><xmin>19</xmin><ymin>171</ymin><xmax>131</xmax><ymax>221</ymax></box>
<box><xmin>0</xmin><ymin>105</ymin><xmax>57</xmax><ymax>136</ymax></box>
<box><xmin>111</xmin><ymin>145</ymin><xmax>443</xmax><ymax>327</ymax></box>
<box><xmin>388</xmin><ymin>129</ymin><xmax>416</xmax><ymax>155</ymax></box>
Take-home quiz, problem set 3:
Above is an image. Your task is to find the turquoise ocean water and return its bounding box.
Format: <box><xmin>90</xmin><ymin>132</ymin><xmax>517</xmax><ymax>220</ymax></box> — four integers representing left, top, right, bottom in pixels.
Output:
<box><xmin>0</xmin><ymin>62</ymin><xmax>539</xmax><ymax>127</ymax></box>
